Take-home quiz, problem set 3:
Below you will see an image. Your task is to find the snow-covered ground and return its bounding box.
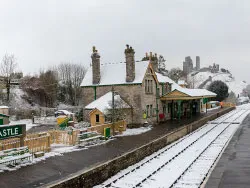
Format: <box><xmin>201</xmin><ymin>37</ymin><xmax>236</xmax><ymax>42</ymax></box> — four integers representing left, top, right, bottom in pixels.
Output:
<box><xmin>9</xmin><ymin>119</ymin><xmax>38</xmax><ymax>131</ymax></box>
<box><xmin>9</xmin><ymin>88</ymin><xmax>40</xmax><ymax>110</ymax></box>
<box><xmin>96</xmin><ymin>105</ymin><xmax>250</xmax><ymax>188</ymax></box>
<box><xmin>9</xmin><ymin>116</ymin><xmax>56</xmax><ymax>131</ymax></box>
<box><xmin>206</xmin><ymin>106</ymin><xmax>221</xmax><ymax>112</ymax></box>
<box><xmin>0</xmin><ymin>123</ymin><xmax>152</xmax><ymax>173</ymax></box>
<box><xmin>188</xmin><ymin>71</ymin><xmax>248</xmax><ymax>96</ymax></box>
<box><xmin>0</xmin><ymin>139</ymin><xmax>112</xmax><ymax>173</ymax></box>
<box><xmin>238</xmin><ymin>96</ymin><xmax>250</xmax><ymax>104</ymax></box>
<box><xmin>115</xmin><ymin>126</ymin><xmax>152</xmax><ymax>137</ymax></box>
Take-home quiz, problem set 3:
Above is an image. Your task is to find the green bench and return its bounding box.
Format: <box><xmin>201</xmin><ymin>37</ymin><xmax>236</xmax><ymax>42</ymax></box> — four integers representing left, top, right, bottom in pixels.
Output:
<box><xmin>0</xmin><ymin>146</ymin><xmax>32</xmax><ymax>168</ymax></box>
<box><xmin>77</xmin><ymin>132</ymin><xmax>103</xmax><ymax>147</ymax></box>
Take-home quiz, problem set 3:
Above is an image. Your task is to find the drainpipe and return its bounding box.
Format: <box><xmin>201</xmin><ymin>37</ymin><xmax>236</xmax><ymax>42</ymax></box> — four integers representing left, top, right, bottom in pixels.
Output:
<box><xmin>178</xmin><ymin>100</ymin><xmax>181</xmax><ymax>122</ymax></box>
<box><xmin>94</xmin><ymin>86</ymin><xmax>97</xmax><ymax>100</ymax></box>
<box><xmin>156</xmin><ymin>87</ymin><xmax>159</xmax><ymax>123</ymax></box>
<box><xmin>171</xmin><ymin>100</ymin><xmax>174</xmax><ymax>120</ymax></box>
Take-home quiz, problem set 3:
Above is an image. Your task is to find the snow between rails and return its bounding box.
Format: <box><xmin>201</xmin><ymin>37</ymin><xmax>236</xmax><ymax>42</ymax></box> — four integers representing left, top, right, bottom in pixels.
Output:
<box><xmin>96</xmin><ymin>105</ymin><xmax>250</xmax><ymax>188</ymax></box>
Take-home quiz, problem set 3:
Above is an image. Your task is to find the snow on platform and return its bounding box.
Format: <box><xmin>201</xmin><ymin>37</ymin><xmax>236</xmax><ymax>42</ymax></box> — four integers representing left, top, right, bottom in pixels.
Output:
<box><xmin>115</xmin><ymin>126</ymin><xmax>152</xmax><ymax>137</ymax></box>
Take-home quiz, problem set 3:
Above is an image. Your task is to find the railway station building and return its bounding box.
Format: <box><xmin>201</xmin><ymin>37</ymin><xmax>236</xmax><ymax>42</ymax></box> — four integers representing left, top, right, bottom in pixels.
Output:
<box><xmin>81</xmin><ymin>45</ymin><xmax>216</xmax><ymax>126</ymax></box>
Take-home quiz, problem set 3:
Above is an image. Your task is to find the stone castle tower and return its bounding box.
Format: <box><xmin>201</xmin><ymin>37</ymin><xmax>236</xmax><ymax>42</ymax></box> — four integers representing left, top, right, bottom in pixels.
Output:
<box><xmin>91</xmin><ymin>46</ymin><xmax>101</xmax><ymax>84</ymax></box>
<box><xmin>125</xmin><ymin>45</ymin><xmax>135</xmax><ymax>82</ymax></box>
<box><xmin>196</xmin><ymin>56</ymin><xmax>200</xmax><ymax>71</ymax></box>
<box><xmin>183</xmin><ymin>56</ymin><xmax>193</xmax><ymax>75</ymax></box>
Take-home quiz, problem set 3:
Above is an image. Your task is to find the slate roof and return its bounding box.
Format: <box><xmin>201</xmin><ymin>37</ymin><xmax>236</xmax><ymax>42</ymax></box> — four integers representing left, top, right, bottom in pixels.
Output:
<box><xmin>81</xmin><ymin>61</ymin><xmax>150</xmax><ymax>87</ymax></box>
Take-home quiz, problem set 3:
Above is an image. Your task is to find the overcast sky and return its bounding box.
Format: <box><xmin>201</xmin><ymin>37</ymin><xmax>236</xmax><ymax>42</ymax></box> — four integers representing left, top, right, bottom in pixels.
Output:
<box><xmin>0</xmin><ymin>0</ymin><xmax>249</xmax><ymax>82</ymax></box>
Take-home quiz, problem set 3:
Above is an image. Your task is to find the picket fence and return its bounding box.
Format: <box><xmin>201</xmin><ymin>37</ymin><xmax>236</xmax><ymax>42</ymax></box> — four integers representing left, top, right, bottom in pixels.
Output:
<box><xmin>0</xmin><ymin>130</ymin><xmax>81</xmax><ymax>153</ymax></box>
<box><xmin>0</xmin><ymin>120</ymin><xmax>127</xmax><ymax>153</ymax></box>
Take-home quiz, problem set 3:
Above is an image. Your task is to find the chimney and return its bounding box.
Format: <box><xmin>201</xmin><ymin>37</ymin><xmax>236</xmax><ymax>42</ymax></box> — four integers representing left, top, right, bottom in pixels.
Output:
<box><xmin>150</xmin><ymin>52</ymin><xmax>159</xmax><ymax>72</ymax></box>
<box><xmin>149</xmin><ymin>52</ymin><xmax>153</xmax><ymax>60</ymax></box>
<box><xmin>125</xmin><ymin>44</ymin><xmax>135</xmax><ymax>82</ymax></box>
<box><xmin>91</xmin><ymin>46</ymin><xmax>101</xmax><ymax>84</ymax></box>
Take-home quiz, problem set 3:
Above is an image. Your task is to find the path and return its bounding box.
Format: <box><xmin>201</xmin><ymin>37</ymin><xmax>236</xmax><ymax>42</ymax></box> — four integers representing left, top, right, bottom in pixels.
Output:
<box><xmin>205</xmin><ymin>104</ymin><xmax>250</xmax><ymax>188</ymax></box>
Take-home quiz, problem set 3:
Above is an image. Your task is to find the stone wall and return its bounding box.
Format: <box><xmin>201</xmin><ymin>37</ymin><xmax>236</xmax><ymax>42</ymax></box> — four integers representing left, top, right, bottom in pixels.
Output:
<box><xmin>82</xmin><ymin>66</ymin><xmax>161</xmax><ymax>126</ymax></box>
<box><xmin>141</xmin><ymin>72</ymin><xmax>159</xmax><ymax>124</ymax></box>
<box><xmin>47</xmin><ymin>107</ymin><xmax>235</xmax><ymax>188</ymax></box>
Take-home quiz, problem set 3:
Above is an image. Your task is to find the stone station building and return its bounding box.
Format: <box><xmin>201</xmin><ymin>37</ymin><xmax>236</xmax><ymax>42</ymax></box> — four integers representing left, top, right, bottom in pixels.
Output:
<box><xmin>81</xmin><ymin>45</ymin><xmax>216</xmax><ymax>126</ymax></box>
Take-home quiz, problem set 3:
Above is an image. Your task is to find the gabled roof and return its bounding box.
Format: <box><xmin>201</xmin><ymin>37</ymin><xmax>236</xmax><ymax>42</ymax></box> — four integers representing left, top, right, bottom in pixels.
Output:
<box><xmin>161</xmin><ymin>87</ymin><xmax>216</xmax><ymax>101</ymax></box>
<box><xmin>177</xmin><ymin>88</ymin><xmax>216</xmax><ymax>97</ymax></box>
<box><xmin>155</xmin><ymin>73</ymin><xmax>175</xmax><ymax>84</ymax></box>
<box><xmin>85</xmin><ymin>91</ymin><xmax>131</xmax><ymax>112</ymax></box>
<box><xmin>89</xmin><ymin>108</ymin><xmax>103</xmax><ymax>115</ymax></box>
<box><xmin>81</xmin><ymin>60</ymin><xmax>150</xmax><ymax>87</ymax></box>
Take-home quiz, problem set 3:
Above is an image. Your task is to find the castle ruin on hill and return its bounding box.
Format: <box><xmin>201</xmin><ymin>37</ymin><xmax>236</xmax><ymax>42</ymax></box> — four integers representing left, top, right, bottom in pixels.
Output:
<box><xmin>183</xmin><ymin>56</ymin><xmax>220</xmax><ymax>75</ymax></box>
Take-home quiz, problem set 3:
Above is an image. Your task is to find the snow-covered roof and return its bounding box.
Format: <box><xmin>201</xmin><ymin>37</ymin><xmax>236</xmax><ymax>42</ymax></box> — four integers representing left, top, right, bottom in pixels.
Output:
<box><xmin>85</xmin><ymin>91</ymin><xmax>131</xmax><ymax>112</ymax></box>
<box><xmin>81</xmin><ymin>61</ymin><xmax>150</xmax><ymax>87</ymax></box>
<box><xmin>0</xmin><ymin>106</ymin><xmax>9</xmax><ymax>109</ymax></box>
<box><xmin>155</xmin><ymin>73</ymin><xmax>175</xmax><ymax>84</ymax></box>
<box><xmin>56</xmin><ymin>110</ymin><xmax>73</xmax><ymax>115</ymax></box>
<box><xmin>173</xmin><ymin>87</ymin><xmax>216</xmax><ymax>97</ymax></box>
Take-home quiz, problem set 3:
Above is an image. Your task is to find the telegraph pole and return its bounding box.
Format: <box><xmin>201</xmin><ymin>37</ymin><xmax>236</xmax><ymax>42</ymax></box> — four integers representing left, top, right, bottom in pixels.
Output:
<box><xmin>112</xmin><ymin>86</ymin><xmax>115</xmax><ymax>136</ymax></box>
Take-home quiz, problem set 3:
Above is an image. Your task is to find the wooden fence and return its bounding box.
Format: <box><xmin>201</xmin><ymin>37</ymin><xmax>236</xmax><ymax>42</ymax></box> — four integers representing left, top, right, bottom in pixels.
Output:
<box><xmin>87</xmin><ymin>120</ymin><xmax>126</xmax><ymax>135</ymax></box>
<box><xmin>0</xmin><ymin>120</ymin><xmax>127</xmax><ymax>153</ymax></box>
<box><xmin>222</xmin><ymin>102</ymin><xmax>236</xmax><ymax>107</ymax></box>
<box><xmin>48</xmin><ymin>129</ymin><xmax>80</xmax><ymax>146</ymax></box>
<box><xmin>0</xmin><ymin>138</ymin><xmax>20</xmax><ymax>151</ymax></box>
<box><xmin>0</xmin><ymin>130</ymin><xmax>80</xmax><ymax>153</ymax></box>
<box><xmin>0</xmin><ymin>133</ymin><xmax>50</xmax><ymax>153</ymax></box>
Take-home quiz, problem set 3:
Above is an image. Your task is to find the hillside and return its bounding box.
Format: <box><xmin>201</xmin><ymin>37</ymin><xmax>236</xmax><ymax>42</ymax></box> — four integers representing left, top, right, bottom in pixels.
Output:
<box><xmin>187</xmin><ymin>71</ymin><xmax>248</xmax><ymax>97</ymax></box>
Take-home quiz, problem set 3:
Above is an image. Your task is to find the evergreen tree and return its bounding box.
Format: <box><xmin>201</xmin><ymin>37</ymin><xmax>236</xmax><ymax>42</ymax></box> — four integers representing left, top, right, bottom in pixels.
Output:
<box><xmin>208</xmin><ymin>80</ymin><xmax>229</xmax><ymax>101</ymax></box>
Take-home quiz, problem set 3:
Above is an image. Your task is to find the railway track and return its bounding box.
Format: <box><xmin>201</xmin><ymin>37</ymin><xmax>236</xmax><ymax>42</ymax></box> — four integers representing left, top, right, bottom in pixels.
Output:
<box><xmin>172</xmin><ymin>109</ymin><xmax>250</xmax><ymax>188</ymax></box>
<box><xmin>97</xmin><ymin>109</ymin><xmax>248</xmax><ymax>188</ymax></box>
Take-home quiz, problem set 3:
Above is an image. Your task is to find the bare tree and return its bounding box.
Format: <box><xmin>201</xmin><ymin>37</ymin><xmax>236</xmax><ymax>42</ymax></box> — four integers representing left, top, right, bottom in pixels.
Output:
<box><xmin>158</xmin><ymin>55</ymin><xmax>168</xmax><ymax>76</ymax></box>
<box><xmin>57</xmin><ymin>63</ymin><xmax>86</xmax><ymax>105</ymax></box>
<box><xmin>168</xmin><ymin>68</ymin><xmax>184</xmax><ymax>83</ymax></box>
<box><xmin>39</xmin><ymin>69</ymin><xmax>58</xmax><ymax>107</ymax></box>
<box><xmin>1</xmin><ymin>54</ymin><xmax>17</xmax><ymax>102</ymax></box>
<box><xmin>186</xmin><ymin>73</ymin><xmax>199</xmax><ymax>89</ymax></box>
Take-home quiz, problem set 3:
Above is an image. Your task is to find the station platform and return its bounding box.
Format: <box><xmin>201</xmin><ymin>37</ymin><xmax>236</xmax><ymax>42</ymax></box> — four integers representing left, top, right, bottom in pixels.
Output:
<box><xmin>205</xmin><ymin>112</ymin><xmax>250</xmax><ymax>188</ymax></box>
<box><xmin>0</xmin><ymin>108</ymin><xmax>228</xmax><ymax>188</ymax></box>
